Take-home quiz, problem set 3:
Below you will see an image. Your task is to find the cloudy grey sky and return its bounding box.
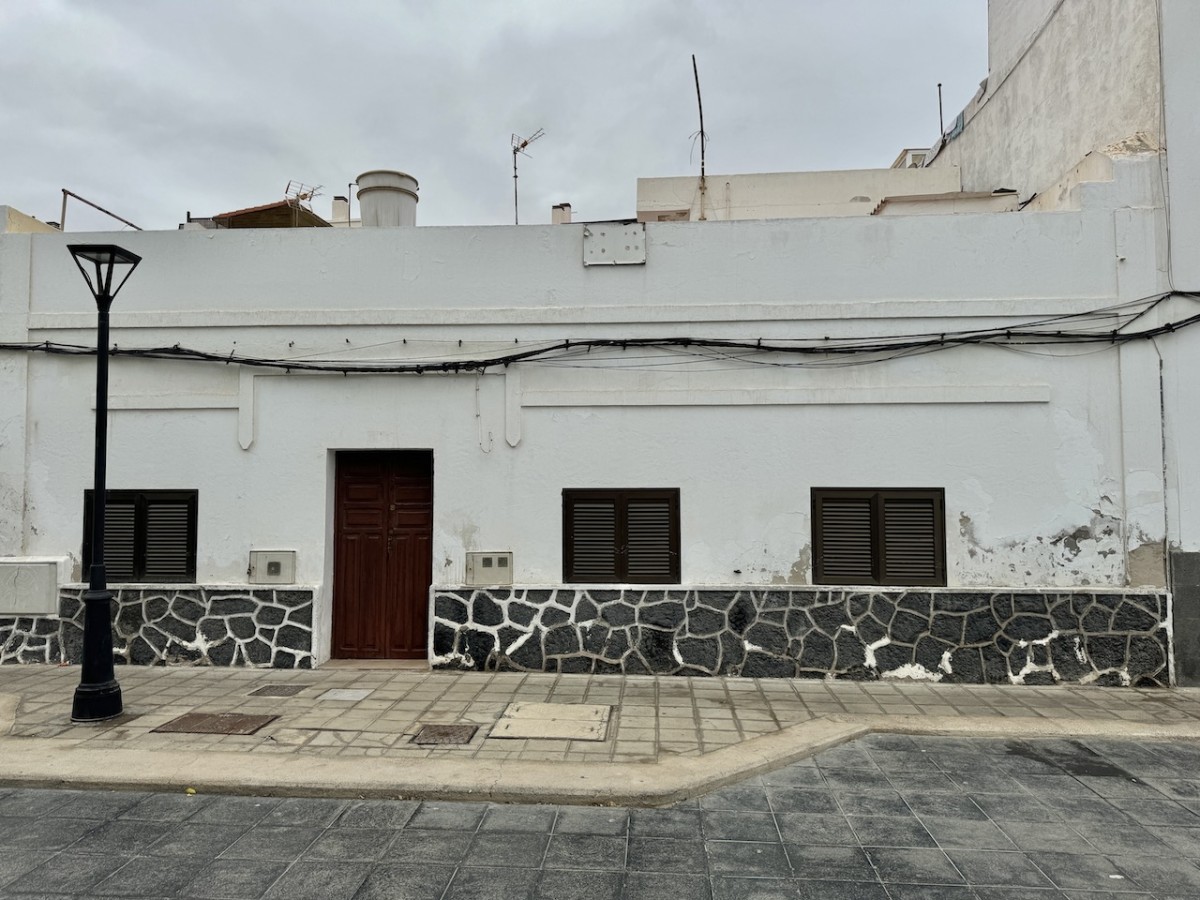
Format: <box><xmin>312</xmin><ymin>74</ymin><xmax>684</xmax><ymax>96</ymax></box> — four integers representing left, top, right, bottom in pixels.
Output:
<box><xmin>3</xmin><ymin>1</ymin><xmax>987</xmax><ymax>231</ymax></box>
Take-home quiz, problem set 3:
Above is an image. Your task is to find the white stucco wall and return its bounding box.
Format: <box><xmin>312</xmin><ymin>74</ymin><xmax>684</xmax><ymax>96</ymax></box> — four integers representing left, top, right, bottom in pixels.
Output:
<box><xmin>931</xmin><ymin>0</ymin><xmax>1161</xmax><ymax>198</ymax></box>
<box><xmin>2</xmin><ymin>151</ymin><xmax>1186</xmax><ymax>661</ymax></box>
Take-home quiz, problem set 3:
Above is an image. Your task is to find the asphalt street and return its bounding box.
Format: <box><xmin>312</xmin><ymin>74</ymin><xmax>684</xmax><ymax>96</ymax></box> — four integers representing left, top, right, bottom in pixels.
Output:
<box><xmin>3</xmin><ymin>734</ymin><xmax>1200</xmax><ymax>899</ymax></box>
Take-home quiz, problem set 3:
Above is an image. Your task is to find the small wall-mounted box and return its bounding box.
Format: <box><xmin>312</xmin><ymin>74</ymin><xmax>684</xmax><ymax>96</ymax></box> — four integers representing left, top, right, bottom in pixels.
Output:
<box><xmin>0</xmin><ymin>557</ymin><xmax>64</xmax><ymax>616</ymax></box>
<box><xmin>248</xmin><ymin>550</ymin><xmax>296</xmax><ymax>584</ymax></box>
<box><xmin>466</xmin><ymin>551</ymin><xmax>513</xmax><ymax>586</ymax></box>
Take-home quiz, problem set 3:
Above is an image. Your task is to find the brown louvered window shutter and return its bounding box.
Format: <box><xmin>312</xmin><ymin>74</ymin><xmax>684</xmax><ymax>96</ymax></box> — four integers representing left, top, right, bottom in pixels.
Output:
<box><xmin>813</xmin><ymin>488</ymin><xmax>944</xmax><ymax>587</ymax></box>
<box><xmin>84</xmin><ymin>490</ymin><xmax>198</xmax><ymax>583</ymax></box>
<box><xmin>564</xmin><ymin>489</ymin><xmax>680</xmax><ymax>583</ymax></box>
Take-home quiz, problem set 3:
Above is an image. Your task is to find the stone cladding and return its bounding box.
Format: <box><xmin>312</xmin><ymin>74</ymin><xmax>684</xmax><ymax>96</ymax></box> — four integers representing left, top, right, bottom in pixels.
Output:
<box><xmin>431</xmin><ymin>587</ymin><xmax>1171</xmax><ymax>686</ymax></box>
<box><xmin>0</xmin><ymin>586</ymin><xmax>314</xmax><ymax>668</ymax></box>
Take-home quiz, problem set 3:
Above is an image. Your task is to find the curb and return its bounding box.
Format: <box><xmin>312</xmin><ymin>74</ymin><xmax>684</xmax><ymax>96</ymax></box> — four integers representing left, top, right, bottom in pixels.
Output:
<box><xmin>3</xmin><ymin>713</ymin><xmax>1199</xmax><ymax>805</ymax></box>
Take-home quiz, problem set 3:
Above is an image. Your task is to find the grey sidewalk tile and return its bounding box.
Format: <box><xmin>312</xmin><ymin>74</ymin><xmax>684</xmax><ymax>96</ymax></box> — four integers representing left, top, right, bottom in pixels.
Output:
<box><xmin>622</xmin><ymin>871</ymin><xmax>712</xmax><ymax>900</ymax></box>
<box><xmin>711</xmin><ymin>875</ymin><xmax>798</xmax><ymax>899</ymax></box>
<box><xmin>705</xmin><ymin>841</ymin><xmax>792</xmax><ymax>877</ymax></box>
<box><xmin>443</xmin><ymin>865</ymin><xmax>540</xmax><ymax>900</ymax></box>
<box><xmin>535</xmin><ymin>869</ymin><xmax>623</xmax><ymax>900</ymax></box>
<box><xmin>883</xmin><ymin>887</ymin><xmax>979</xmax><ymax>899</ymax></box>
<box><xmin>465</xmin><ymin>831</ymin><xmax>550</xmax><ymax>868</ymax></box>
<box><xmin>626</xmin><ymin>837</ymin><xmax>707</xmax><ymax>873</ymax></box>
<box><xmin>480</xmin><ymin>804</ymin><xmax>557</xmax><ymax>833</ymax></box>
<box><xmin>119</xmin><ymin>791</ymin><xmax>216</xmax><ymax>821</ymax></box>
<box><xmin>993</xmin><ymin>820</ymin><xmax>1090</xmax><ymax>854</ymax></box>
<box><xmin>93</xmin><ymin>854</ymin><xmax>210</xmax><ymax>896</ymax></box>
<box><xmin>835</xmin><ymin>790</ymin><xmax>912</xmax><ymax>818</ymax></box>
<box><xmin>901</xmin><ymin>793</ymin><xmax>987</xmax><ymax>821</ymax></box>
<box><xmin>146</xmin><ymin>822</ymin><xmax>250</xmax><ymax>858</ymax></box>
<box><xmin>1104</xmin><ymin>854</ymin><xmax>1200</xmax><ymax>891</ymax></box>
<box><xmin>822</xmin><ymin>770</ymin><xmax>896</xmax><ymax>793</ymax></box>
<box><xmin>762</xmin><ymin>788</ymin><xmax>839</xmax><ymax>815</ymax></box>
<box><xmin>774</xmin><ymin>812</ymin><xmax>857</xmax><ymax>846</ymax></box>
<box><xmin>848</xmin><ymin>815</ymin><xmax>937</xmax><ymax>848</ymax></box>
<box><xmin>544</xmin><ymin>834</ymin><xmax>626</xmax><ymax>870</ymax></box>
<box><xmin>263</xmin><ymin>860</ymin><xmax>371</xmax><ymax>900</ymax></box>
<box><xmin>1070</xmin><ymin>823</ymin><xmax>1171</xmax><ymax>856</ymax></box>
<box><xmin>0</xmin><ymin>787</ymin><xmax>78</xmax><ymax>817</ymax></box>
<box><xmin>945</xmin><ymin>849</ymin><xmax>1057</xmax><ymax>888</ymax></box>
<box><xmin>628</xmin><ymin>808</ymin><xmax>703</xmax><ymax>839</ymax></box>
<box><xmin>1108</xmin><ymin>799</ymin><xmax>1200</xmax><ymax>827</ymax></box>
<box><xmin>1143</xmin><ymin>824</ymin><xmax>1200</xmax><ymax>856</ymax></box>
<box><xmin>67</xmin><ymin>819</ymin><xmax>167</xmax><ymax>855</ymax></box>
<box><xmin>354</xmin><ymin>862</ymin><xmax>457</xmax><ymax>900</ymax></box>
<box><xmin>796</xmin><ymin>880</ymin><xmax>891</xmax><ymax>899</ymax></box>
<box><xmin>407</xmin><ymin>801</ymin><xmax>488</xmax><ymax>831</ymax></box>
<box><xmin>0</xmin><ymin>850</ymin><xmax>54</xmax><ymax>891</ymax></box>
<box><xmin>786</xmin><ymin>844</ymin><xmax>874</xmax><ymax>882</ymax></box>
<box><xmin>384</xmin><ymin>828</ymin><xmax>473</xmax><ymax>864</ymax></box>
<box><xmin>864</xmin><ymin>847</ymin><xmax>965</xmax><ymax>885</ymax></box>
<box><xmin>1023</xmin><ymin>851</ymin><xmax>1138</xmax><ymax>891</ymax></box>
<box><xmin>304</xmin><ymin>826</ymin><xmax>399</xmax><ymax>861</ymax></box>
<box><xmin>44</xmin><ymin>789</ymin><xmax>151</xmax><ymax>820</ymax></box>
<box><xmin>219</xmin><ymin>825</ymin><xmax>323</xmax><ymax>860</ymax></box>
<box><xmin>553</xmin><ymin>807</ymin><xmax>630</xmax><ymax>836</ymax></box>
<box><xmin>5</xmin><ymin>852</ymin><xmax>128</xmax><ymax>894</ymax></box>
<box><xmin>971</xmin><ymin>794</ymin><xmax>1065</xmax><ymax>823</ymax></box>
<box><xmin>260</xmin><ymin>796</ymin><xmax>349</xmax><ymax>827</ymax></box>
<box><xmin>761</xmin><ymin>766</ymin><xmax>825</xmax><ymax>789</ymax></box>
<box><xmin>700</xmin><ymin>784</ymin><xmax>773</xmax><ymax>811</ymax></box>
<box><xmin>1072</xmin><ymin>775</ymin><xmax>1162</xmax><ymax>800</ymax></box>
<box><xmin>702</xmin><ymin>811</ymin><xmax>781</xmax><ymax>842</ymax></box>
<box><xmin>189</xmin><ymin>795</ymin><xmax>283</xmax><ymax>826</ymax></box>
<box><xmin>335</xmin><ymin>799</ymin><xmax>419</xmax><ymax>829</ymax></box>
<box><xmin>0</xmin><ymin>813</ymin><xmax>99</xmax><ymax>850</ymax></box>
<box><xmin>885</xmin><ymin>772</ymin><xmax>963</xmax><ymax>794</ymax></box>
<box><xmin>921</xmin><ymin>817</ymin><xmax>1018</xmax><ymax>851</ymax></box>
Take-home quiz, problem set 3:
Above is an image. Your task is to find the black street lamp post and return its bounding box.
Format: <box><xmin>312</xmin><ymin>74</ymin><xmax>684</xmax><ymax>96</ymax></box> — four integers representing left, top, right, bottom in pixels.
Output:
<box><xmin>68</xmin><ymin>244</ymin><xmax>141</xmax><ymax>723</ymax></box>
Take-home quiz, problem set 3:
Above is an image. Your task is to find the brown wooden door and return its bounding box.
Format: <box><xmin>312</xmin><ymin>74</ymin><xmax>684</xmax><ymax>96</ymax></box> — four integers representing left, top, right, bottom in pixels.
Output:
<box><xmin>333</xmin><ymin>451</ymin><xmax>433</xmax><ymax>659</ymax></box>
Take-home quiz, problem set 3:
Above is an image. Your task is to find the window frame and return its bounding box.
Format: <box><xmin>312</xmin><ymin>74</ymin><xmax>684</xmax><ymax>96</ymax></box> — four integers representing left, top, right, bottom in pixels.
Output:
<box><xmin>83</xmin><ymin>489</ymin><xmax>199</xmax><ymax>583</ymax></box>
<box><xmin>811</xmin><ymin>487</ymin><xmax>946</xmax><ymax>587</ymax></box>
<box><xmin>562</xmin><ymin>488</ymin><xmax>681</xmax><ymax>584</ymax></box>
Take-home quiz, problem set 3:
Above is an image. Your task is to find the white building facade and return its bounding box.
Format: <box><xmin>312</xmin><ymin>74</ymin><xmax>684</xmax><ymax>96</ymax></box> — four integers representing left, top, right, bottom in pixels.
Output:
<box><xmin>1</xmin><ymin>0</ymin><xmax>1198</xmax><ymax>684</ymax></box>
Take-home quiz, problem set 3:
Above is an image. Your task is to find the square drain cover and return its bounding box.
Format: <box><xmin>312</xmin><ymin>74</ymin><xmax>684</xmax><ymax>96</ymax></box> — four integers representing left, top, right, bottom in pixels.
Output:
<box><xmin>152</xmin><ymin>713</ymin><xmax>278</xmax><ymax>735</ymax></box>
<box><xmin>413</xmin><ymin>724</ymin><xmax>478</xmax><ymax>746</ymax></box>
<box><xmin>248</xmin><ymin>685</ymin><xmax>307</xmax><ymax>697</ymax></box>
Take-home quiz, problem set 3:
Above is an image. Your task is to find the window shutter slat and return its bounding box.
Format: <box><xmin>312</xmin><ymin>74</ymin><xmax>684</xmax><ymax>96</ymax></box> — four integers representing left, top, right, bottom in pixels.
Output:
<box><xmin>883</xmin><ymin>497</ymin><xmax>939</xmax><ymax>582</ymax></box>
<box><xmin>625</xmin><ymin>499</ymin><xmax>674</xmax><ymax>580</ymax></box>
<box><xmin>569</xmin><ymin>499</ymin><xmax>618</xmax><ymax>581</ymax></box>
<box><xmin>143</xmin><ymin>500</ymin><xmax>194</xmax><ymax>581</ymax></box>
<box><xmin>103</xmin><ymin>501</ymin><xmax>137</xmax><ymax>581</ymax></box>
<box><xmin>817</xmin><ymin>497</ymin><xmax>875</xmax><ymax>583</ymax></box>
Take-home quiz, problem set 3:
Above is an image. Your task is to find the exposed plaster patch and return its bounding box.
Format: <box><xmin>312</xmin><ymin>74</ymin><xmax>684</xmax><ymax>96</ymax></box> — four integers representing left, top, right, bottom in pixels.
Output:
<box><xmin>881</xmin><ymin>663</ymin><xmax>943</xmax><ymax>682</ymax></box>
<box><xmin>1128</xmin><ymin>541</ymin><xmax>1166</xmax><ymax>588</ymax></box>
<box><xmin>864</xmin><ymin>636</ymin><xmax>890</xmax><ymax>669</ymax></box>
<box><xmin>939</xmin><ymin>650</ymin><xmax>953</xmax><ymax>674</ymax></box>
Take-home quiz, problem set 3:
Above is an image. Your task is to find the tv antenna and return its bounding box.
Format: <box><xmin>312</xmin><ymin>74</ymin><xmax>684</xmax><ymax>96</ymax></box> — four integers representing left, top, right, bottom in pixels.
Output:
<box><xmin>285</xmin><ymin>180</ymin><xmax>322</xmax><ymax>206</ymax></box>
<box><xmin>692</xmin><ymin>54</ymin><xmax>708</xmax><ymax>221</ymax></box>
<box><xmin>511</xmin><ymin>128</ymin><xmax>544</xmax><ymax>225</ymax></box>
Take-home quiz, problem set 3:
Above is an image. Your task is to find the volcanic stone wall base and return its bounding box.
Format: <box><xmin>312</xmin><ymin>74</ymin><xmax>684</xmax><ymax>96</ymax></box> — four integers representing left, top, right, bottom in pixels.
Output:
<box><xmin>432</xmin><ymin>586</ymin><xmax>1171</xmax><ymax>686</ymax></box>
<box><xmin>1</xmin><ymin>586</ymin><xmax>315</xmax><ymax>668</ymax></box>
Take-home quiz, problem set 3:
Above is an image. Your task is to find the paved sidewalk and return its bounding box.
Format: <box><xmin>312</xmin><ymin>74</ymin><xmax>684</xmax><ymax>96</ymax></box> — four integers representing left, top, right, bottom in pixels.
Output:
<box><xmin>3</xmin><ymin>664</ymin><xmax>1200</xmax><ymax>804</ymax></box>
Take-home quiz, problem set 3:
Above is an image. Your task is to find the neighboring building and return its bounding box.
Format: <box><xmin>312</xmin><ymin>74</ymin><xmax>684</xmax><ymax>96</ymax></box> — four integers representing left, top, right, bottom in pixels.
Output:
<box><xmin>2</xmin><ymin>0</ymin><xmax>1199</xmax><ymax>685</ymax></box>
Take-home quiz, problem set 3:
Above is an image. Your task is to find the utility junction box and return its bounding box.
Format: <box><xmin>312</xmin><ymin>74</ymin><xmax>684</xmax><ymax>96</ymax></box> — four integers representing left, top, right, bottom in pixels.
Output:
<box><xmin>248</xmin><ymin>550</ymin><xmax>296</xmax><ymax>584</ymax></box>
<box><xmin>466</xmin><ymin>551</ymin><xmax>513</xmax><ymax>586</ymax></box>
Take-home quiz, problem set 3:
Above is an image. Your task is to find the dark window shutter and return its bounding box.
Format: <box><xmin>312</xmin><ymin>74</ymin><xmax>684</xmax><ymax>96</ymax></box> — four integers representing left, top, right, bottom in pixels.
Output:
<box><xmin>566</xmin><ymin>497</ymin><xmax>619</xmax><ymax>582</ymax></box>
<box><xmin>103</xmin><ymin>499</ymin><xmax>137</xmax><ymax>581</ymax></box>
<box><xmin>564</xmin><ymin>489</ymin><xmax>680</xmax><ymax>583</ymax></box>
<box><xmin>624</xmin><ymin>495</ymin><xmax>679</xmax><ymax>582</ymax></box>
<box><xmin>813</xmin><ymin>488</ymin><xmax>945</xmax><ymax>587</ymax></box>
<box><xmin>881</xmin><ymin>495</ymin><xmax>941</xmax><ymax>584</ymax></box>
<box><xmin>814</xmin><ymin>494</ymin><xmax>875</xmax><ymax>584</ymax></box>
<box><xmin>83</xmin><ymin>490</ymin><xmax>197</xmax><ymax>583</ymax></box>
<box><xmin>143</xmin><ymin>495</ymin><xmax>197</xmax><ymax>581</ymax></box>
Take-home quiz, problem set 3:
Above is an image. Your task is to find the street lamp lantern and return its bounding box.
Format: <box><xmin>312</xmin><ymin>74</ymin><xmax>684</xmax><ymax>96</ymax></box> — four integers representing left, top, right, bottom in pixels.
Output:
<box><xmin>67</xmin><ymin>243</ymin><xmax>141</xmax><ymax>723</ymax></box>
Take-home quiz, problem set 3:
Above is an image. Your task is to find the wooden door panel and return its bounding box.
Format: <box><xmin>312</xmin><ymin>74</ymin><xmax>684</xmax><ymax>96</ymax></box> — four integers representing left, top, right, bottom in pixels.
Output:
<box><xmin>333</xmin><ymin>450</ymin><xmax>433</xmax><ymax>659</ymax></box>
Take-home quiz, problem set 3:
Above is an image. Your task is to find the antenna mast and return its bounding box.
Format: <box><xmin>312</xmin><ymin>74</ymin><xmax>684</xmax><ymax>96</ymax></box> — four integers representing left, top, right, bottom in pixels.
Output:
<box><xmin>511</xmin><ymin>128</ymin><xmax>545</xmax><ymax>225</ymax></box>
<box><xmin>692</xmin><ymin>55</ymin><xmax>708</xmax><ymax>221</ymax></box>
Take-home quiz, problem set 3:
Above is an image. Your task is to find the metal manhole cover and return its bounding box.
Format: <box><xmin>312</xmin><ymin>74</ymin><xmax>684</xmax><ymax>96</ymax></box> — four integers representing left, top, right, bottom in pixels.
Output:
<box><xmin>413</xmin><ymin>724</ymin><xmax>478</xmax><ymax>746</ymax></box>
<box><xmin>248</xmin><ymin>685</ymin><xmax>307</xmax><ymax>697</ymax></box>
<box><xmin>151</xmin><ymin>713</ymin><xmax>278</xmax><ymax>735</ymax></box>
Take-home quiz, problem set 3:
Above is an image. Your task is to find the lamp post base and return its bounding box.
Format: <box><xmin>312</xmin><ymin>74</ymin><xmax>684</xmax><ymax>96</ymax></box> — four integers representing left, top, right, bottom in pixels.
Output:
<box><xmin>71</xmin><ymin>679</ymin><xmax>123</xmax><ymax>723</ymax></box>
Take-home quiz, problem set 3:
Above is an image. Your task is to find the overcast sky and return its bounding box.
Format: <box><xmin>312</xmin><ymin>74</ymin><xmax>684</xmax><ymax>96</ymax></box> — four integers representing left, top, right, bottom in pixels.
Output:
<box><xmin>2</xmin><ymin>1</ymin><xmax>988</xmax><ymax>232</ymax></box>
